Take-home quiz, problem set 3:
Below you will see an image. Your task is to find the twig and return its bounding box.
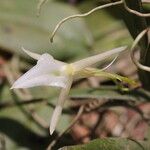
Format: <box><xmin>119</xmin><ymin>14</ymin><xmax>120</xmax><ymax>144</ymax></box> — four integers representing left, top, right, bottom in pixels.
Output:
<box><xmin>0</xmin><ymin>98</ymin><xmax>46</xmax><ymax>109</ymax></box>
<box><xmin>46</xmin><ymin>105</ymin><xmax>85</xmax><ymax>150</ymax></box>
<box><xmin>70</xmin><ymin>98</ymin><xmax>150</xmax><ymax>122</ymax></box>
<box><xmin>37</xmin><ymin>0</ymin><xmax>48</xmax><ymax>16</ymax></box>
<box><xmin>90</xmin><ymin>110</ymin><xmax>107</xmax><ymax>139</ymax></box>
<box><xmin>50</xmin><ymin>0</ymin><xmax>122</xmax><ymax>42</ymax></box>
<box><xmin>130</xmin><ymin>28</ymin><xmax>150</xmax><ymax>72</ymax></box>
<box><xmin>0</xmin><ymin>134</ymin><xmax>5</xmax><ymax>150</ymax></box>
<box><xmin>128</xmin><ymin>138</ymin><xmax>145</xmax><ymax>150</ymax></box>
<box><xmin>100</xmin><ymin>54</ymin><xmax>119</xmax><ymax>71</ymax></box>
<box><xmin>36</xmin><ymin>0</ymin><xmax>150</xmax><ymax>18</ymax></box>
<box><xmin>30</xmin><ymin>110</ymin><xmax>49</xmax><ymax>128</ymax></box>
<box><xmin>123</xmin><ymin>0</ymin><xmax>150</xmax><ymax>17</ymax></box>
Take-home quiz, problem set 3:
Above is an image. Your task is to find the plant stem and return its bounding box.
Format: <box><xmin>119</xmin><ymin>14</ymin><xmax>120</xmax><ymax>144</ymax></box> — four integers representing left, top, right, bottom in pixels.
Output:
<box><xmin>123</xmin><ymin>0</ymin><xmax>150</xmax><ymax>90</ymax></box>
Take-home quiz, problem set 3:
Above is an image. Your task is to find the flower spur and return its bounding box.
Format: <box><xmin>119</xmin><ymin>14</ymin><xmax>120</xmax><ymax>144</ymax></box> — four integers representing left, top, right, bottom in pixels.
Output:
<box><xmin>11</xmin><ymin>46</ymin><xmax>127</xmax><ymax>135</ymax></box>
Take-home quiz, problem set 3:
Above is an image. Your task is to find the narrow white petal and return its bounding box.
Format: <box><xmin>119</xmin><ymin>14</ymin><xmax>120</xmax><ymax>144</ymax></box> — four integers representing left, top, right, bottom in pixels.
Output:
<box><xmin>73</xmin><ymin>46</ymin><xmax>127</xmax><ymax>71</ymax></box>
<box><xmin>22</xmin><ymin>47</ymin><xmax>41</xmax><ymax>60</ymax></box>
<box><xmin>11</xmin><ymin>74</ymin><xmax>67</xmax><ymax>89</ymax></box>
<box><xmin>22</xmin><ymin>47</ymin><xmax>66</xmax><ymax>67</ymax></box>
<box><xmin>49</xmin><ymin>106</ymin><xmax>62</xmax><ymax>135</ymax></box>
<box><xmin>49</xmin><ymin>77</ymin><xmax>73</xmax><ymax>135</ymax></box>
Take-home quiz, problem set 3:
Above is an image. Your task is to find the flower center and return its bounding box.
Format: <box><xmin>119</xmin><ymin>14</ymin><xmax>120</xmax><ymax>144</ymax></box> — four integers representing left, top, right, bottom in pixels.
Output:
<box><xmin>62</xmin><ymin>64</ymin><xmax>75</xmax><ymax>76</ymax></box>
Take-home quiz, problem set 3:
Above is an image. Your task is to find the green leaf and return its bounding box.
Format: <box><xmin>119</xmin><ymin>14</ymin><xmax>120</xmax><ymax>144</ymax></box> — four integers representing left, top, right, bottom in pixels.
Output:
<box><xmin>77</xmin><ymin>0</ymin><xmax>133</xmax><ymax>52</ymax></box>
<box><xmin>0</xmin><ymin>84</ymin><xmax>71</xmax><ymax>149</ymax></box>
<box><xmin>70</xmin><ymin>86</ymin><xmax>150</xmax><ymax>102</ymax></box>
<box><xmin>0</xmin><ymin>0</ymin><xmax>92</xmax><ymax>60</ymax></box>
<box><xmin>60</xmin><ymin>138</ymin><xmax>150</xmax><ymax>150</ymax></box>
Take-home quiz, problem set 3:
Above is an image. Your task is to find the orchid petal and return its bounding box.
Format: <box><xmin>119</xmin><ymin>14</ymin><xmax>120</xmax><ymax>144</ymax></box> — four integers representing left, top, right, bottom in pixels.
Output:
<box><xmin>22</xmin><ymin>47</ymin><xmax>41</xmax><ymax>60</ymax></box>
<box><xmin>22</xmin><ymin>47</ymin><xmax>66</xmax><ymax>66</ymax></box>
<box><xmin>49</xmin><ymin>105</ymin><xmax>62</xmax><ymax>135</ymax></box>
<box><xmin>49</xmin><ymin>76</ymin><xmax>73</xmax><ymax>135</ymax></box>
<box><xmin>11</xmin><ymin>53</ymin><xmax>66</xmax><ymax>89</ymax></box>
<box><xmin>11</xmin><ymin>74</ymin><xmax>67</xmax><ymax>89</ymax></box>
<box><xmin>73</xmin><ymin>46</ymin><xmax>127</xmax><ymax>71</ymax></box>
<box><xmin>11</xmin><ymin>45</ymin><xmax>128</xmax><ymax>136</ymax></box>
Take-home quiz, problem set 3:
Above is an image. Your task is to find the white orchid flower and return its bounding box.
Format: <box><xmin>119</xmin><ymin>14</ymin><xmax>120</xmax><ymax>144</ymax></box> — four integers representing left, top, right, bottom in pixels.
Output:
<box><xmin>11</xmin><ymin>46</ymin><xmax>127</xmax><ymax>135</ymax></box>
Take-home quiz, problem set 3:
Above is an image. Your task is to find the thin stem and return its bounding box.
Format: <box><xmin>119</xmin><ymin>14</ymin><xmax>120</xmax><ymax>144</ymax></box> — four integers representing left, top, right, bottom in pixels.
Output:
<box><xmin>50</xmin><ymin>1</ymin><xmax>122</xmax><ymax>42</ymax></box>
<box><xmin>0</xmin><ymin>98</ymin><xmax>45</xmax><ymax>109</ymax></box>
<box><xmin>130</xmin><ymin>28</ymin><xmax>150</xmax><ymax>72</ymax></box>
<box><xmin>37</xmin><ymin>0</ymin><xmax>48</xmax><ymax>16</ymax></box>
<box><xmin>123</xmin><ymin>0</ymin><xmax>150</xmax><ymax>17</ymax></box>
<box><xmin>100</xmin><ymin>54</ymin><xmax>119</xmax><ymax>71</ymax></box>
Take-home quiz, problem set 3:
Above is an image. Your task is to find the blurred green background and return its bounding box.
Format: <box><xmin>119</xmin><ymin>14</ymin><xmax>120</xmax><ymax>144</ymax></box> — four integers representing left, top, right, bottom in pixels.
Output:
<box><xmin>0</xmin><ymin>0</ymin><xmax>149</xmax><ymax>149</ymax></box>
